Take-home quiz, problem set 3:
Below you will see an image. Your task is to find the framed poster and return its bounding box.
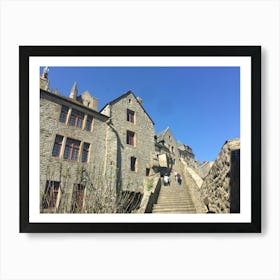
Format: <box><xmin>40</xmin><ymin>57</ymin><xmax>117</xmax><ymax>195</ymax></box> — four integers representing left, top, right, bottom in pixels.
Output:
<box><xmin>19</xmin><ymin>46</ymin><xmax>261</xmax><ymax>233</ymax></box>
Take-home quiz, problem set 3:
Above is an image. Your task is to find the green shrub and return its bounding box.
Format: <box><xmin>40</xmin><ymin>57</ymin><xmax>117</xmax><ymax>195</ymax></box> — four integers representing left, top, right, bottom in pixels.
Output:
<box><xmin>146</xmin><ymin>181</ymin><xmax>153</xmax><ymax>191</ymax></box>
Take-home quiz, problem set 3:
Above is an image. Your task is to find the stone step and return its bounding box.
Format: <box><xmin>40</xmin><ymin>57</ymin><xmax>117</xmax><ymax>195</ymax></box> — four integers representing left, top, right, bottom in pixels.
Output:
<box><xmin>157</xmin><ymin>196</ymin><xmax>193</xmax><ymax>200</ymax></box>
<box><xmin>153</xmin><ymin>208</ymin><xmax>195</xmax><ymax>213</ymax></box>
<box><xmin>152</xmin><ymin>166</ymin><xmax>197</xmax><ymax>214</ymax></box>
<box><xmin>160</xmin><ymin>188</ymin><xmax>188</xmax><ymax>191</ymax></box>
<box><xmin>156</xmin><ymin>200</ymin><xmax>194</xmax><ymax>205</ymax></box>
<box><xmin>158</xmin><ymin>192</ymin><xmax>192</xmax><ymax>195</ymax></box>
<box><xmin>158</xmin><ymin>191</ymin><xmax>190</xmax><ymax>195</ymax></box>
<box><xmin>156</xmin><ymin>205</ymin><xmax>194</xmax><ymax>209</ymax></box>
<box><xmin>155</xmin><ymin>202</ymin><xmax>194</xmax><ymax>207</ymax></box>
<box><xmin>152</xmin><ymin>209</ymin><xmax>196</xmax><ymax>213</ymax></box>
<box><xmin>153</xmin><ymin>205</ymin><xmax>196</xmax><ymax>210</ymax></box>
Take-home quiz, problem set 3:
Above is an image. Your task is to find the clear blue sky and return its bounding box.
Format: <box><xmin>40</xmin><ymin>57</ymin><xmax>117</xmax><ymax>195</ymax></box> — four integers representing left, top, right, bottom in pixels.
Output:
<box><xmin>40</xmin><ymin>66</ymin><xmax>240</xmax><ymax>162</ymax></box>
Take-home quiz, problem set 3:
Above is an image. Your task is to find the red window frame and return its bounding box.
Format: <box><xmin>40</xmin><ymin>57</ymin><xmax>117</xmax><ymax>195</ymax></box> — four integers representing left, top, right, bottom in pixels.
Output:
<box><xmin>126</xmin><ymin>131</ymin><xmax>135</xmax><ymax>146</ymax></box>
<box><xmin>127</xmin><ymin>109</ymin><xmax>135</xmax><ymax>123</ymax></box>
<box><xmin>69</xmin><ymin>109</ymin><xmax>84</xmax><ymax>128</ymax></box>
<box><xmin>64</xmin><ymin>138</ymin><xmax>81</xmax><ymax>160</ymax></box>
<box><xmin>43</xmin><ymin>181</ymin><xmax>60</xmax><ymax>209</ymax></box>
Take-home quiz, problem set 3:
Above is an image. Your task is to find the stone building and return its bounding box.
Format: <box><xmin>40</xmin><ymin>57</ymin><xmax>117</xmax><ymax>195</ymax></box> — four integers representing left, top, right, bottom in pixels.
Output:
<box><xmin>100</xmin><ymin>91</ymin><xmax>156</xmax><ymax>193</ymax></box>
<box><xmin>40</xmin><ymin>69</ymin><xmax>157</xmax><ymax>213</ymax></box>
<box><xmin>40</xmin><ymin>72</ymin><xmax>114</xmax><ymax>213</ymax></box>
<box><xmin>39</xmin><ymin>67</ymin><xmax>198</xmax><ymax>214</ymax></box>
<box><xmin>153</xmin><ymin>140</ymin><xmax>173</xmax><ymax>175</ymax></box>
<box><xmin>177</xmin><ymin>142</ymin><xmax>194</xmax><ymax>161</ymax></box>
<box><xmin>156</xmin><ymin>127</ymin><xmax>180</xmax><ymax>166</ymax></box>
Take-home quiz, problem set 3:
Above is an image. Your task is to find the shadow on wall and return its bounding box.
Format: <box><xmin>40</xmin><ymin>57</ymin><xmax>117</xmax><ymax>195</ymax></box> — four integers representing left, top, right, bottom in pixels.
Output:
<box><xmin>109</xmin><ymin>124</ymin><xmax>123</xmax><ymax>194</ymax></box>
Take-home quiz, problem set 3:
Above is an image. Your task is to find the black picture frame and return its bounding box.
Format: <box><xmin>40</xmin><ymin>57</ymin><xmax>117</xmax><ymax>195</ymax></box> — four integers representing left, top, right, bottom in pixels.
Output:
<box><xmin>20</xmin><ymin>46</ymin><xmax>261</xmax><ymax>233</ymax></box>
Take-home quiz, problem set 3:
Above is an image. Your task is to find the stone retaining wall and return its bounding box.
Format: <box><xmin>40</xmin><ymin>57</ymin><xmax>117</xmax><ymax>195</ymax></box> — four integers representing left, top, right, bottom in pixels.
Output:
<box><xmin>199</xmin><ymin>139</ymin><xmax>240</xmax><ymax>213</ymax></box>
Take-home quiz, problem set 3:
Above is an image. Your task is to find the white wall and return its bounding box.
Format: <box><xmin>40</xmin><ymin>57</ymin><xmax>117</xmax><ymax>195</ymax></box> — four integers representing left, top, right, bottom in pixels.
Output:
<box><xmin>0</xmin><ymin>0</ymin><xmax>279</xmax><ymax>279</ymax></box>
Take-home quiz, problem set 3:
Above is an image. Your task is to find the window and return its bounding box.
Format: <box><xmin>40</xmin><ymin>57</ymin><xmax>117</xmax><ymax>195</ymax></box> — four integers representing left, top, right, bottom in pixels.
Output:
<box><xmin>130</xmin><ymin>157</ymin><xmax>137</xmax><ymax>172</ymax></box>
<box><xmin>69</xmin><ymin>109</ymin><xmax>84</xmax><ymax>128</ymax></box>
<box><xmin>126</xmin><ymin>131</ymin><xmax>135</xmax><ymax>146</ymax></box>
<box><xmin>59</xmin><ymin>106</ymin><xmax>69</xmax><ymax>123</ymax></box>
<box><xmin>71</xmin><ymin>184</ymin><xmax>85</xmax><ymax>213</ymax></box>
<box><xmin>85</xmin><ymin>115</ymin><xmax>93</xmax><ymax>131</ymax></box>
<box><xmin>42</xmin><ymin>181</ymin><xmax>60</xmax><ymax>209</ymax></box>
<box><xmin>81</xmin><ymin>142</ymin><xmax>90</xmax><ymax>163</ymax></box>
<box><xmin>64</xmin><ymin>138</ymin><xmax>81</xmax><ymax>160</ymax></box>
<box><xmin>52</xmin><ymin>135</ymin><xmax>63</xmax><ymax>157</ymax></box>
<box><xmin>127</xmin><ymin>109</ymin><xmax>135</xmax><ymax>123</ymax></box>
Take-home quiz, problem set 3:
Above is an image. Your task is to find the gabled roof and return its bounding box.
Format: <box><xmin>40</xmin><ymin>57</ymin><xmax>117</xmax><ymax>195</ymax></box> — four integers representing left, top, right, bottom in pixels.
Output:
<box><xmin>99</xmin><ymin>90</ymin><xmax>154</xmax><ymax>125</ymax></box>
<box><xmin>157</xmin><ymin>127</ymin><xmax>171</xmax><ymax>142</ymax></box>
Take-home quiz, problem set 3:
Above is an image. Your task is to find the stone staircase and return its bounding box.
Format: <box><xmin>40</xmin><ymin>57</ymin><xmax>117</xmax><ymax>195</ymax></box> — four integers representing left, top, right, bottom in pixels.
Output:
<box><xmin>152</xmin><ymin>172</ymin><xmax>197</xmax><ymax>214</ymax></box>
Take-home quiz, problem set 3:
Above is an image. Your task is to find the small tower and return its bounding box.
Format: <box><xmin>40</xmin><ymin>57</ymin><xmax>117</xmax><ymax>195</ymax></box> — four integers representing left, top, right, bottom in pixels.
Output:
<box><xmin>40</xmin><ymin>66</ymin><xmax>49</xmax><ymax>90</ymax></box>
<box><xmin>69</xmin><ymin>82</ymin><xmax>78</xmax><ymax>99</ymax></box>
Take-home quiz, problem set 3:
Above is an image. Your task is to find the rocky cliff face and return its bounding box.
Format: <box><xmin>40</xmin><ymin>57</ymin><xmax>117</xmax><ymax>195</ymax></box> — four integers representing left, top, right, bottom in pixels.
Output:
<box><xmin>196</xmin><ymin>161</ymin><xmax>214</xmax><ymax>179</ymax></box>
<box><xmin>199</xmin><ymin>139</ymin><xmax>240</xmax><ymax>213</ymax></box>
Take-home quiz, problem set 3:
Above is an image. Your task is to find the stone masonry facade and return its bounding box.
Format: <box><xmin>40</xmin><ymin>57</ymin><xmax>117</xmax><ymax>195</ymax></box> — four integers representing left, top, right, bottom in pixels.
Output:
<box><xmin>100</xmin><ymin>92</ymin><xmax>156</xmax><ymax>193</ymax></box>
<box><xmin>40</xmin><ymin>90</ymin><xmax>111</xmax><ymax>212</ymax></box>
<box><xmin>39</xmin><ymin>67</ymin><xmax>240</xmax><ymax>214</ymax></box>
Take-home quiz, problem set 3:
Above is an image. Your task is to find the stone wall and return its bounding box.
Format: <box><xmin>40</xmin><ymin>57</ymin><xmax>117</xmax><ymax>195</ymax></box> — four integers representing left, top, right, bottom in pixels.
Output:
<box><xmin>180</xmin><ymin>160</ymin><xmax>207</xmax><ymax>213</ymax></box>
<box><xmin>199</xmin><ymin>139</ymin><xmax>240</xmax><ymax>213</ymax></box>
<box><xmin>40</xmin><ymin>90</ymin><xmax>113</xmax><ymax>213</ymax></box>
<box><xmin>104</xmin><ymin>92</ymin><xmax>156</xmax><ymax>193</ymax></box>
<box><xmin>157</xmin><ymin>128</ymin><xmax>180</xmax><ymax>167</ymax></box>
<box><xmin>196</xmin><ymin>161</ymin><xmax>214</xmax><ymax>179</ymax></box>
<box><xmin>136</xmin><ymin>173</ymin><xmax>161</xmax><ymax>213</ymax></box>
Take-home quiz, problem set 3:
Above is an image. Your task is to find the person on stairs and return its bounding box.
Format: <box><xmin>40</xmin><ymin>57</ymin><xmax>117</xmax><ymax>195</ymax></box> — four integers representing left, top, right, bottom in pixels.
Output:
<box><xmin>174</xmin><ymin>171</ymin><xmax>178</xmax><ymax>183</ymax></box>
<box><xmin>163</xmin><ymin>174</ymin><xmax>170</xmax><ymax>186</ymax></box>
<box><xmin>177</xmin><ymin>174</ymin><xmax>182</xmax><ymax>186</ymax></box>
